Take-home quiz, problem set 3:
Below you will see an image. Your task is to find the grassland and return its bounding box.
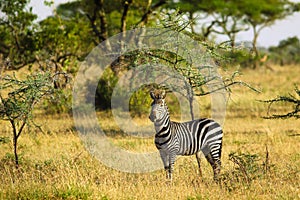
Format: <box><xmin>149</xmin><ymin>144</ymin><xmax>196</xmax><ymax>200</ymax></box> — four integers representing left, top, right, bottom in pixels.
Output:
<box><xmin>0</xmin><ymin>65</ymin><xmax>299</xmax><ymax>200</ymax></box>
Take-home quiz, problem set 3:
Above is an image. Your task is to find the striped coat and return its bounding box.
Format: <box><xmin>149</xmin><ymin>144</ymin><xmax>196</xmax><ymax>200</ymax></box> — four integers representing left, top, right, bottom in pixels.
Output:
<box><xmin>149</xmin><ymin>90</ymin><xmax>223</xmax><ymax>181</ymax></box>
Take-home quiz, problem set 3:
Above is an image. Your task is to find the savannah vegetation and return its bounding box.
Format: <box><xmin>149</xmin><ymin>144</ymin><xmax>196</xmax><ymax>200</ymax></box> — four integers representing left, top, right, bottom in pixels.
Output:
<box><xmin>0</xmin><ymin>0</ymin><xmax>299</xmax><ymax>199</ymax></box>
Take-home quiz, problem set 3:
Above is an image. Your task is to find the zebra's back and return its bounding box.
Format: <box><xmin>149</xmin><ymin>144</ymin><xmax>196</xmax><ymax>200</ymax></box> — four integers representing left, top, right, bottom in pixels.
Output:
<box><xmin>171</xmin><ymin>118</ymin><xmax>223</xmax><ymax>157</ymax></box>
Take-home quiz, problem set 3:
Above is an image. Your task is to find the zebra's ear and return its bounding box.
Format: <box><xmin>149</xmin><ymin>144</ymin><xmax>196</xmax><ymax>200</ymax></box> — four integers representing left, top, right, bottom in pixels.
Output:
<box><xmin>150</xmin><ymin>90</ymin><xmax>156</xmax><ymax>99</ymax></box>
<box><xmin>160</xmin><ymin>90</ymin><xmax>166</xmax><ymax>99</ymax></box>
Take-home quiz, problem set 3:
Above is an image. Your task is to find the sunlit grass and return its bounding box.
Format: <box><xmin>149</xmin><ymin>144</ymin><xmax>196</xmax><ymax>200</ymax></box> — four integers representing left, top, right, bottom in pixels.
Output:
<box><xmin>0</xmin><ymin>65</ymin><xmax>299</xmax><ymax>199</ymax></box>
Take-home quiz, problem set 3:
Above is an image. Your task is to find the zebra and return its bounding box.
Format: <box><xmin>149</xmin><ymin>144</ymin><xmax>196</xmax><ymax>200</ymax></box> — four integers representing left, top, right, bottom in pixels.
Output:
<box><xmin>149</xmin><ymin>89</ymin><xmax>223</xmax><ymax>181</ymax></box>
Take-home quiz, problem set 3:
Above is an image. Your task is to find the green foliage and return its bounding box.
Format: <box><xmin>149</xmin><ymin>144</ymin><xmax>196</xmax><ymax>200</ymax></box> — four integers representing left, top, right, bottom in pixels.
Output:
<box><xmin>171</xmin><ymin>0</ymin><xmax>299</xmax><ymax>60</ymax></box>
<box><xmin>0</xmin><ymin>72</ymin><xmax>54</xmax><ymax>167</ymax></box>
<box><xmin>53</xmin><ymin>186</ymin><xmax>91</xmax><ymax>200</ymax></box>
<box><xmin>221</xmin><ymin>151</ymin><xmax>273</xmax><ymax>191</ymax></box>
<box><xmin>129</xmin><ymin>88</ymin><xmax>180</xmax><ymax>117</ymax></box>
<box><xmin>221</xmin><ymin>47</ymin><xmax>256</xmax><ymax>68</ymax></box>
<box><xmin>241</xmin><ymin>0</ymin><xmax>297</xmax><ymax>59</ymax></box>
<box><xmin>0</xmin><ymin>0</ymin><xmax>38</xmax><ymax>69</ymax></box>
<box><xmin>40</xmin><ymin>72</ymin><xmax>72</xmax><ymax>114</ymax></box>
<box><xmin>0</xmin><ymin>136</ymin><xmax>10</xmax><ymax>144</ymax></box>
<box><xmin>95</xmin><ymin>68</ymin><xmax>118</xmax><ymax>110</ymax></box>
<box><xmin>61</xmin><ymin>0</ymin><xmax>164</xmax><ymax>41</ymax></box>
<box><xmin>36</xmin><ymin>13</ymin><xmax>93</xmax><ymax>73</ymax></box>
<box><xmin>269</xmin><ymin>36</ymin><xmax>300</xmax><ymax>65</ymax></box>
<box><xmin>242</xmin><ymin>0</ymin><xmax>287</xmax><ymax>22</ymax></box>
<box><xmin>2</xmin><ymin>152</ymin><xmax>25</xmax><ymax>166</ymax></box>
<box><xmin>3</xmin><ymin>185</ymin><xmax>91</xmax><ymax>200</ymax></box>
<box><xmin>42</xmin><ymin>89</ymin><xmax>72</xmax><ymax>114</ymax></box>
<box><xmin>0</xmin><ymin>72</ymin><xmax>53</xmax><ymax>121</ymax></box>
<box><xmin>129</xmin><ymin>88</ymin><xmax>152</xmax><ymax>117</ymax></box>
<box><xmin>186</xmin><ymin>194</ymin><xmax>210</xmax><ymax>200</ymax></box>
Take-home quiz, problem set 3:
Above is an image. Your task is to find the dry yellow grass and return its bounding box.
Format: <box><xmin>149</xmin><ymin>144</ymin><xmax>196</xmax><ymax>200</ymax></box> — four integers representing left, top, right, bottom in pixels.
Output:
<box><xmin>0</xmin><ymin>65</ymin><xmax>299</xmax><ymax>199</ymax></box>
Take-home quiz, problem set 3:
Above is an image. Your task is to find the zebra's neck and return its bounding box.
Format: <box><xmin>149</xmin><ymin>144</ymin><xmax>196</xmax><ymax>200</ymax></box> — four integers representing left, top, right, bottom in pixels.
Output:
<box><xmin>154</xmin><ymin>110</ymin><xmax>171</xmax><ymax>135</ymax></box>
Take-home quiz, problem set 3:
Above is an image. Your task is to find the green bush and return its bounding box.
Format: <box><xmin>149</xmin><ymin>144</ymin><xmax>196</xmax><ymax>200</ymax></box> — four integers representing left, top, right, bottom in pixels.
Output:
<box><xmin>269</xmin><ymin>36</ymin><xmax>300</xmax><ymax>65</ymax></box>
<box><xmin>220</xmin><ymin>151</ymin><xmax>273</xmax><ymax>191</ymax></box>
<box><xmin>0</xmin><ymin>136</ymin><xmax>10</xmax><ymax>144</ymax></box>
<box><xmin>129</xmin><ymin>88</ymin><xmax>181</xmax><ymax>117</ymax></box>
<box><xmin>221</xmin><ymin>48</ymin><xmax>256</xmax><ymax>68</ymax></box>
<box><xmin>129</xmin><ymin>88</ymin><xmax>152</xmax><ymax>117</ymax></box>
<box><xmin>95</xmin><ymin>68</ymin><xmax>118</xmax><ymax>110</ymax></box>
<box><xmin>42</xmin><ymin>89</ymin><xmax>72</xmax><ymax>114</ymax></box>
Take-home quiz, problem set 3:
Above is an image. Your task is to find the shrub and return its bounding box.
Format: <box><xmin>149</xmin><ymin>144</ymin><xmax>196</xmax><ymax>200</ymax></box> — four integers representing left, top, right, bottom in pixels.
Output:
<box><xmin>220</xmin><ymin>150</ymin><xmax>273</xmax><ymax>191</ymax></box>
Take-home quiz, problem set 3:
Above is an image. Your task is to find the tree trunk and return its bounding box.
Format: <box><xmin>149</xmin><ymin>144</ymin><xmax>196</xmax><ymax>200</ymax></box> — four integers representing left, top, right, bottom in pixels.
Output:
<box><xmin>11</xmin><ymin>121</ymin><xmax>19</xmax><ymax>169</ymax></box>
<box><xmin>10</xmin><ymin>120</ymin><xmax>26</xmax><ymax>168</ymax></box>
<box><xmin>87</xmin><ymin>0</ymin><xmax>111</xmax><ymax>50</ymax></box>
<box><xmin>189</xmin><ymin>11</ymin><xmax>195</xmax><ymax>33</ymax></box>
<box><xmin>189</xmin><ymin>96</ymin><xmax>194</xmax><ymax>120</ymax></box>
<box><xmin>252</xmin><ymin>25</ymin><xmax>260</xmax><ymax>69</ymax></box>
<box><xmin>13</xmin><ymin>136</ymin><xmax>19</xmax><ymax>169</ymax></box>
<box><xmin>187</xmin><ymin>80</ymin><xmax>195</xmax><ymax>120</ymax></box>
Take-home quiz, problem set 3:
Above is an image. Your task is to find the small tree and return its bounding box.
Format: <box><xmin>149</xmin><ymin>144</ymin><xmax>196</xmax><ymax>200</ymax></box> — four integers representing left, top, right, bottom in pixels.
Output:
<box><xmin>0</xmin><ymin>72</ymin><xmax>53</xmax><ymax>168</ymax></box>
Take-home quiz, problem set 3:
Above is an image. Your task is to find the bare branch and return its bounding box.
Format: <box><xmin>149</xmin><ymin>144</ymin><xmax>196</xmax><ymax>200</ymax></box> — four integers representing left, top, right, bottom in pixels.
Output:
<box><xmin>260</xmin><ymin>86</ymin><xmax>300</xmax><ymax>119</ymax></box>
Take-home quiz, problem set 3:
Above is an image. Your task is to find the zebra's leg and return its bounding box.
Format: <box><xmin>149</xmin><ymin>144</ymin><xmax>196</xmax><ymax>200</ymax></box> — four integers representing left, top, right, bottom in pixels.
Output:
<box><xmin>195</xmin><ymin>152</ymin><xmax>202</xmax><ymax>177</ymax></box>
<box><xmin>205</xmin><ymin>152</ymin><xmax>221</xmax><ymax>182</ymax></box>
<box><xmin>159</xmin><ymin>150</ymin><xmax>171</xmax><ymax>179</ymax></box>
<box><xmin>211</xmin><ymin>143</ymin><xmax>222</xmax><ymax>182</ymax></box>
<box><xmin>167</xmin><ymin>153</ymin><xmax>177</xmax><ymax>180</ymax></box>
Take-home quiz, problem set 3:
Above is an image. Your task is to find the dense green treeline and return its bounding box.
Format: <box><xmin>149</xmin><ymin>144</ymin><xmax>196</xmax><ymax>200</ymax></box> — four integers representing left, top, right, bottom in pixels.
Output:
<box><xmin>1</xmin><ymin>0</ymin><xmax>300</xmax><ymax>69</ymax></box>
<box><xmin>0</xmin><ymin>0</ymin><xmax>300</xmax><ymax>113</ymax></box>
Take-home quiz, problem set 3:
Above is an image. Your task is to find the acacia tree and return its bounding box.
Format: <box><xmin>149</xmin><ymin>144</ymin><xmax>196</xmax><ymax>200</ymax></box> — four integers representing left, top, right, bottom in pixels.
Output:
<box><xmin>0</xmin><ymin>72</ymin><xmax>53</xmax><ymax>168</ymax></box>
<box><xmin>209</xmin><ymin>1</ymin><xmax>249</xmax><ymax>49</ymax></box>
<box><xmin>170</xmin><ymin>0</ymin><xmax>300</xmax><ymax>57</ymax></box>
<box><xmin>174</xmin><ymin>0</ymin><xmax>249</xmax><ymax>49</ymax></box>
<box><xmin>121</xmin><ymin>13</ymin><xmax>259</xmax><ymax>119</ymax></box>
<box><xmin>241</xmin><ymin>0</ymin><xmax>300</xmax><ymax>63</ymax></box>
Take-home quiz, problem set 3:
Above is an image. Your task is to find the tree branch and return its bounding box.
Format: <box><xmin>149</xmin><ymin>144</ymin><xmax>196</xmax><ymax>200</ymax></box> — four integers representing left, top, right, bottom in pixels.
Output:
<box><xmin>121</xmin><ymin>0</ymin><xmax>132</xmax><ymax>33</ymax></box>
<box><xmin>137</xmin><ymin>0</ymin><xmax>167</xmax><ymax>26</ymax></box>
<box><xmin>260</xmin><ymin>87</ymin><xmax>300</xmax><ymax>119</ymax></box>
<box><xmin>86</xmin><ymin>0</ymin><xmax>111</xmax><ymax>50</ymax></box>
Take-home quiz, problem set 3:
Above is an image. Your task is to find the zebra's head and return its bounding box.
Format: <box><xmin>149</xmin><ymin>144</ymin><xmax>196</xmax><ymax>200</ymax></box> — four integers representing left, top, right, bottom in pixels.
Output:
<box><xmin>149</xmin><ymin>90</ymin><xmax>168</xmax><ymax>123</ymax></box>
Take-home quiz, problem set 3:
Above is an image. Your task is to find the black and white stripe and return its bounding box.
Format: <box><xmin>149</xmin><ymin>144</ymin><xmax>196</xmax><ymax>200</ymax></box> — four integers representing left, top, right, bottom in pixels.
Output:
<box><xmin>149</xmin><ymin>90</ymin><xmax>223</xmax><ymax>181</ymax></box>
